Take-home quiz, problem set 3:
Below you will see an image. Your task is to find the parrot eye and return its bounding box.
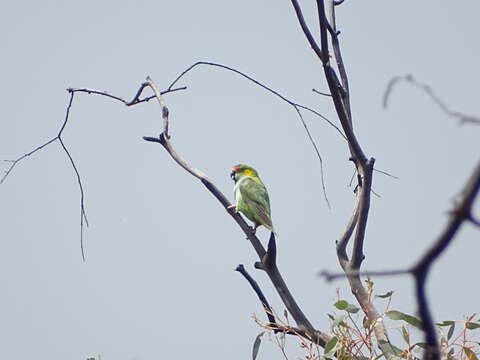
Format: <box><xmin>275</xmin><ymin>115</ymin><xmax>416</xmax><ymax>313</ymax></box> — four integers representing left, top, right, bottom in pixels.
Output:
<box><xmin>230</xmin><ymin>171</ymin><xmax>235</xmax><ymax>181</ymax></box>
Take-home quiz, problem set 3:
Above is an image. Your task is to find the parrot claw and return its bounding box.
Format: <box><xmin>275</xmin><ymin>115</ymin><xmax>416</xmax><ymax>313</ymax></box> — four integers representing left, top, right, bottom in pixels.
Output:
<box><xmin>227</xmin><ymin>204</ymin><xmax>238</xmax><ymax>214</ymax></box>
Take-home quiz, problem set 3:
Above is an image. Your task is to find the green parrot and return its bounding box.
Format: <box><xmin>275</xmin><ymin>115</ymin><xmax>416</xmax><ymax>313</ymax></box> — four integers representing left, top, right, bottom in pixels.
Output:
<box><xmin>230</xmin><ymin>164</ymin><xmax>275</xmax><ymax>234</ymax></box>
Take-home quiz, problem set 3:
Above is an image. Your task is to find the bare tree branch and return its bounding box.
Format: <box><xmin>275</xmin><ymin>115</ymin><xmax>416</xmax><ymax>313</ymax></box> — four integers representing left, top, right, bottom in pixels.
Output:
<box><xmin>290</xmin><ymin>0</ymin><xmax>325</xmax><ymax>62</ymax></box>
<box><xmin>236</xmin><ymin>264</ymin><xmax>277</xmax><ymax>328</ymax></box>
<box><xmin>470</xmin><ymin>215</ymin><xmax>480</xmax><ymax>227</ymax></box>
<box><xmin>2</xmin><ymin>92</ymin><xmax>89</xmax><ymax>261</ymax></box>
<box><xmin>411</xmin><ymin>160</ymin><xmax>480</xmax><ymax>360</ymax></box>
<box><xmin>67</xmin><ymin>86</ymin><xmax>187</xmax><ymax>106</ymax></box>
<box><xmin>326</xmin><ymin>0</ymin><xmax>352</xmax><ymax>123</ymax></box>
<box><xmin>319</xmin><ymin>268</ymin><xmax>409</xmax><ymax>282</ymax></box>
<box><xmin>291</xmin><ymin>1</ymin><xmax>395</xmax><ymax>358</ymax></box>
<box><xmin>383</xmin><ymin>75</ymin><xmax>480</xmax><ymax>126</ymax></box>
<box><xmin>321</xmin><ymin>160</ymin><xmax>480</xmax><ymax>360</ymax></box>
<box><xmin>312</xmin><ymin>88</ymin><xmax>331</xmax><ymax>97</ymax></box>
<box><xmin>142</xmin><ymin>76</ymin><xmax>330</xmax><ymax>347</ymax></box>
<box><xmin>1</xmin><ymin>85</ymin><xmax>186</xmax><ymax>261</ymax></box>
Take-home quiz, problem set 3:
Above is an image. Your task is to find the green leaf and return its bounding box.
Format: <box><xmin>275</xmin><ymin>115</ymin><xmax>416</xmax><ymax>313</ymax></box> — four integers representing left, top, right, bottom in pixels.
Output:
<box><xmin>463</xmin><ymin>347</ymin><xmax>479</xmax><ymax>360</ymax></box>
<box><xmin>252</xmin><ymin>332</ymin><xmax>264</xmax><ymax>360</ymax></box>
<box><xmin>401</xmin><ymin>325</ymin><xmax>410</xmax><ymax>344</ymax></box>
<box><xmin>346</xmin><ymin>304</ymin><xmax>360</xmax><ymax>314</ymax></box>
<box><xmin>334</xmin><ymin>300</ymin><xmax>349</xmax><ymax>310</ymax></box>
<box><xmin>376</xmin><ymin>291</ymin><xmax>394</xmax><ymax>299</ymax></box>
<box><xmin>334</xmin><ymin>300</ymin><xmax>359</xmax><ymax>314</ymax></box>
<box><xmin>466</xmin><ymin>322</ymin><xmax>480</xmax><ymax>330</ymax></box>
<box><xmin>378</xmin><ymin>339</ymin><xmax>403</xmax><ymax>356</ymax></box>
<box><xmin>386</xmin><ymin>310</ymin><xmax>423</xmax><ymax>329</ymax></box>
<box><xmin>403</xmin><ymin>314</ymin><xmax>423</xmax><ymax>329</ymax></box>
<box><xmin>386</xmin><ymin>310</ymin><xmax>405</xmax><ymax>321</ymax></box>
<box><xmin>448</xmin><ymin>323</ymin><xmax>455</xmax><ymax>340</ymax></box>
<box><xmin>324</xmin><ymin>336</ymin><xmax>338</xmax><ymax>355</ymax></box>
<box><xmin>437</xmin><ymin>320</ymin><xmax>455</xmax><ymax>327</ymax></box>
<box><xmin>414</xmin><ymin>342</ymin><xmax>427</xmax><ymax>349</ymax></box>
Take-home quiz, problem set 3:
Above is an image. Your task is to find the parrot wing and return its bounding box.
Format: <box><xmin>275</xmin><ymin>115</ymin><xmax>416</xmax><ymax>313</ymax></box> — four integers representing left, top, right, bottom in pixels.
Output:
<box><xmin>239</xmin><ymin>177</ymin><xmax>273</xmax><ymax>230</ymax></box>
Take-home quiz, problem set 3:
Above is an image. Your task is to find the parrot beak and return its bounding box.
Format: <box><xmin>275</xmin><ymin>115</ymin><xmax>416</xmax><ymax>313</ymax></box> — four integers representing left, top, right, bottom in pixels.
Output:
<box><xmin>230</xmin><ymin>166</ymin><xmax>239</xmax><ymax>181</ymax></box>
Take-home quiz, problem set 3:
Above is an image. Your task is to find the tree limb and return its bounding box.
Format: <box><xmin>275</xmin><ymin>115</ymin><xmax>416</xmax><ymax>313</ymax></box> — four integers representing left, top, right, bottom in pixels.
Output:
<box><xmin>291</xmin><ymin>1</ymin><xmax>394</xmax><ymax>357</ymax></box>
<box><xmin>142</xmin><ymin>77</ymin><xmax>330</xmax><ymax>347</ymax></box>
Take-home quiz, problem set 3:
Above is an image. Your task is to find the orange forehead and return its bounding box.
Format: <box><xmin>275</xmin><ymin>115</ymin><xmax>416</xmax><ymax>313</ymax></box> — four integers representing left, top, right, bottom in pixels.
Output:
<box><xmin>231</xmin><ymin>166</ymin><xmax>253</xmax><ymax>176</ymax></box>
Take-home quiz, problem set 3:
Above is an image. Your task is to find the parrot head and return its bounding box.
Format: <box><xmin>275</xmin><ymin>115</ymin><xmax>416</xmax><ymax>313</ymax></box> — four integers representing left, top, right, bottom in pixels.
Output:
<box><xmin>230</xmin><ymin>164</ymin><xmax>259</xmax><ymax>182</ymax></box>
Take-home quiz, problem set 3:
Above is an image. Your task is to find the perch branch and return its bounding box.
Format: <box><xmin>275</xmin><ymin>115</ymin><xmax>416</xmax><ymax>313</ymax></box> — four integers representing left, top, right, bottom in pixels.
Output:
<box><xmin>142</xmin><ymin>76</ymin><xmax>330</xmax><ymax>347</ymax></box>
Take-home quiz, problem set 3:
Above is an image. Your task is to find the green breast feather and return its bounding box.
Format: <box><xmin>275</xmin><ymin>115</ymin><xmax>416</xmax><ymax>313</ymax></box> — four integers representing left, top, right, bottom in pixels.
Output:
<box><xmin>235</xmin><ymin>177</ymin><xmax>273</xmax><ymax>231</ymax></box>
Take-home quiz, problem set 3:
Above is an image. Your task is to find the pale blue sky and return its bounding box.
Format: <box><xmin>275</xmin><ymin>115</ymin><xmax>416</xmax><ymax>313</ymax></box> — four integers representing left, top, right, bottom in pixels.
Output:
<box><xmin>1</xmin><ymin>1</ymin><xmax>479</xmax><ymax>359</ymax></box>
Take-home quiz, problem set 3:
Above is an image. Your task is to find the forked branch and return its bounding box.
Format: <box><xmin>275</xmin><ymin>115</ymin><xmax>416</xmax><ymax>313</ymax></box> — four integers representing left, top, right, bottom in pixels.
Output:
<box><xmin>142</xmin><ymin>77</ymin><xmax>330</xmax><ymax>347</ymax></box>
<box><xmin>291</xmin><ymin>0</ymin><xmax>393</xmax><ymax>357</ymax></box>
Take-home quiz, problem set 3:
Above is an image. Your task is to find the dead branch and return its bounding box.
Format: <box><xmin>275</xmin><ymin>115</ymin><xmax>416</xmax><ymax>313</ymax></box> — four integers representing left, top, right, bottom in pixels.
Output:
<box><xmin>291</xmin><ymin>0</ymin><xmax>395</xmax><ymax>358</ymax></box>
<box><xmin>1</xmin><ymin>85</ymin><xmax>186</xmax><ymax>261</ymax></box>
<box><xmin>236</xmin><ymin>264</ymin><xmax>277</xmax><ymax>329</ymax></box>
<box><xmin>383</xmin><ymin>74</ymin><xmax>480</xmax><ymax>126</ymax></box>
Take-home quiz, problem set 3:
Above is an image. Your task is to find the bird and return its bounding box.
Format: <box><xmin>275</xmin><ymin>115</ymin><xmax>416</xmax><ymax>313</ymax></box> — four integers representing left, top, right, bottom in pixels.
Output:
<box><xmin>230</xmin><ymin>164</ymin><xmax>275</xmax><ymax>234</ymax></box>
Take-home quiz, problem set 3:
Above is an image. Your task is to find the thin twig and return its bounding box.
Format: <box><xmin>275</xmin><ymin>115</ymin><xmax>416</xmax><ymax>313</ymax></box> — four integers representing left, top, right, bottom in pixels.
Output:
<box><xmin>383</xmin><ymin>75</ymin><xmax>480</xmax><ymax>126</ymax></box>
<box><xmin>373</xmin><ymin>168</ymin><xmax>399</xmax><ymax>180</ymax></box>
<box><xmin>67</xmin><ymin>86</ymin><xmax>186</xmax><ymax>107</ymax></box>
<box><xmin>312</xmin><ymin>88</ymin><xmax>331</xmax><ymax>97</ymax></box>
<box><xmin>2</xmin><ymin>92</ymin><xmax>89</xmax><ymax>261</ymax></box>
<box><xmin>319</xmin><ymin>269</ymin><xmax>410</xmax><ymax>282</ymax></box>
